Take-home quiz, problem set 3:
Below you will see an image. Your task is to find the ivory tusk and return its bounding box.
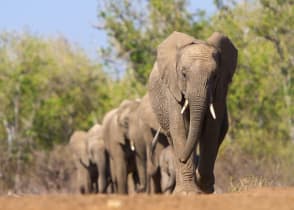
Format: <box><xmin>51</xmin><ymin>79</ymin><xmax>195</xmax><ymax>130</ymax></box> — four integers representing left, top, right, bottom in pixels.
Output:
<box><xmin>209</xmin><ymin>103</ymin><xmax>216</xmax><ymax>120</ymax></box>
<box><xmin>181</xmin><ymin>99</ymin><xmax>189</xmax><ymax>114</ymax></box>
<box><xmin>151</xmin><ymin>127</ymin><xmax>161</xmax><ymax>162</ymax></box>
<box><xmin>130</xmin><ymin>140</ymin><xmax>135</xmax><ymax>151</ymax></box>
<box><xmin>151</xmin><ymin>127</ymin><xmax>161</xmax><ymax>149</ymax></box>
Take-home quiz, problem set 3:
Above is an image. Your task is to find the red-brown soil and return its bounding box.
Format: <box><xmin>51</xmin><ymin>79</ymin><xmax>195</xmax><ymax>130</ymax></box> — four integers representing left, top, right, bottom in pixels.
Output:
<box><xmin>0</xmin><ymin>187</ymin><xmax>293</xmax><ymax>210</ymax></box>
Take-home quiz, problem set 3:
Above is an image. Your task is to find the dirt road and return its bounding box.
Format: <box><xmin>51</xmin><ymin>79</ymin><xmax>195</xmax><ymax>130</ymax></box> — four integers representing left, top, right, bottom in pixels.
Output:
<box><xmin>0</xmin><ymin>187</ymin><xmax>293</xmax><ymax>210</ymax></box>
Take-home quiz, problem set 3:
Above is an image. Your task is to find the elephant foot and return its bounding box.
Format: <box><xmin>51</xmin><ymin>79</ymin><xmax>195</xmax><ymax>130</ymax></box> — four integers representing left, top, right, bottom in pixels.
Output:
<box><xmin>196</xmin><ymin>182</ymin><xmax>214</xmax><ymax>194</ymax></box>
<box><xmin>195</xmin><ymin>170</ymin><xmax>215</xmax><ymax>194</ymax></box>
<box><xmin>135</xmin><ymin>185</ymin><xmax>146</xmax><ymax>193</ymax></box>
<box><xmin>173</xmin><ymin>183</ymin><xmax>202</xmax><ymax>195</ymax></box>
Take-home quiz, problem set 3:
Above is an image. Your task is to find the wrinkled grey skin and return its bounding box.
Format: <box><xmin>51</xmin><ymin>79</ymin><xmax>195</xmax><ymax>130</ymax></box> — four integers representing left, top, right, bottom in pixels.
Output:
<box><xmin>159</xmin><ymin>146</ymin><xmax>176</xmax><ymax>194</ymax></box>
<box><xmin>102</xmin><ymin>100</ymin><xmax>141</xmax><ymax>194</ymax></box>
<box><xmin>69</xmin><ymin>130</ymin><xmax>92</xmax><ymax>194</ymax></box>
<box><xmin>128</xmin><ymin>94</ymin><xmax>169</xmax><ymax>193</ymax></box>
<box><xmin>148</xmin><ymin>31</ymin><xmax>238</xmax><ymax>194</ymax></box>
<box><xmin>85</xmin><ymin>124</ymin><xmax>112</xmax><ymax>193</ymax></box>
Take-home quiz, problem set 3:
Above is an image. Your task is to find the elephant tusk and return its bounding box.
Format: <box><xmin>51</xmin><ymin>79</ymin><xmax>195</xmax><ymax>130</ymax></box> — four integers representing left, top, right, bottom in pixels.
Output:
<box><xmin>181</xmin><ymin>99</ymin><xmax>189</xmax><ymax>114</ymax></box>
<box><xmin>151</xmin><ymin>127</ymin><xmax>161</xmax><ymax>163</ymax></box>
<box><xmin>130</xmin><ymin>140</ymin><xmax>135</xmax><ymax>151</ymax></box>
<box><xmin>209</xmin><ymin>103</ymin><xmax>216</xmax><ymax>120</ymax></box>
<box><xmin>151</xmin><ymin>127</ymin><xmax>161</xmax><ymax>150</ymax></box>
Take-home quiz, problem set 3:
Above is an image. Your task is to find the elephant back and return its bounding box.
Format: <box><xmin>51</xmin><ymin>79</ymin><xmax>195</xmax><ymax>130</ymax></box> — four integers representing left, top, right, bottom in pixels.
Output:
<box><xmin>137</xmin><ymin>94</ymin><xmax>161</xmax><ymax>130</ymax></box>
<box><xmin>88</xmin><ymin>124</ymin><xmax>103</xmax><ymax>143</ymax></box>
<box><xmin>101</xmin><ymin>108</ymin><xmax>118</xmax><ymax>149</ymax></box>
<box><xmin>87</xmin><ymin>124</ymin><xmax>105</xmax><ymax>151</ymax></box>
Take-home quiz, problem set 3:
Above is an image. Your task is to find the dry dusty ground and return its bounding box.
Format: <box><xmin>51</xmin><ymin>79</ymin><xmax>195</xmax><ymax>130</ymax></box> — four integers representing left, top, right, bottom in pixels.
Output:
<box><xmin>0</xmin><ymin>187</ymin><xmax>294</xmax><ymax>210</ymax></box>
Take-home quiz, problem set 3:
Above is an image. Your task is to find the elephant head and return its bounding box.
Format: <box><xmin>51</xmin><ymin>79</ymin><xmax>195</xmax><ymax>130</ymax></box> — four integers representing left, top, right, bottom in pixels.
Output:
<box><xmin>116</xmin><ymin>99</ymin><xmax>141</xmax><ymax>142</ymax></box>
<box><xmin>87</xmin><ymin>124</ymin><xmax>103</xmax><ymax>163</ymax></box>
<box><xmin>69</xmin><ymin>130</ymin><xmax>89</xmax><ymax>167</ymax></box>
<box><xmin>156</xmin><ymin>31</ymin><xmax>237</xmax><ymax>163</ymax></box>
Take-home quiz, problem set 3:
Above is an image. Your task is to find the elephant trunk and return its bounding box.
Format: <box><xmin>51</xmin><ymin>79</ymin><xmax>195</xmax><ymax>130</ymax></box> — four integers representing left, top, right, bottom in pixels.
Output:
<box><xmin>179</xmin><ymin>94</ymin><xmax>207</xmax><ymax>163</ymax></box>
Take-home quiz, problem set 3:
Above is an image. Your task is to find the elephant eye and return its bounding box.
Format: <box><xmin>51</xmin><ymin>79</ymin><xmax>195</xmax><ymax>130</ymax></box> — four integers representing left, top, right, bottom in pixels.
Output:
<box><xmin>182</xmin><ymin>68</ymin><xmax>187</xmax><ymax>79</ymax></box>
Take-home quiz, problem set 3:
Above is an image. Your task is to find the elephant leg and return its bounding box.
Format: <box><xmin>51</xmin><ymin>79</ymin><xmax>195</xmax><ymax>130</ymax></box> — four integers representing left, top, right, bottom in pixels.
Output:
<box><xmin>94</xmin><ymin>181</ymin><xmax>98</xmax><ymax>193</ymax></box>
<box><xmin>160</xmin><ymin>170</ymin><xmax>169</xmax><ymax>193</ymax></box>
<box><xmin>88</xmin><ymin>173</ymin><xmax>94</xmax><ymax>193</ymax></box>
<box><xmin>135</xmin><ymin>156</ymin><xmax>147</xmax><ymax>192</ymax></box>
<box><xmin>134</xmin><ymin>135</ymin><xmax>147</xmax><ymax>193</ymax></box>
<box><xmin>109</xmin><ymin>158</ymin><xmax>117</xmax><ymax>192</ymax></box>
<box><xmin>98</xmin><ymin>154</ymin><xmax>107</xmax><ymax>193</ymax></box>
<box><xmin>164</xmin><ymin>164</ymin><xmax>176</xmax><ymax>193</ymax></box>
<box><xmin>89</xmin><ymin>163</ymin><xmax>99</xmax><ymax>193</ymax></box>
<box><xmin>105</xmin><ymin>153</ymin><xmax>113</xmax><ymax>193</ymax></box>
<box><xmin>88</xmin><ymin>178</ymin><xmax>92</xmax><ymax>193</ymax></box>
<box><xmin>151</xmin><ymin>167</ymin><xmax>161</xmax><ymax>193</ymax></box>
<box><xmin>76</xmin><ymin>164</ymin><xmax>88</xmax><ymax>194</ymax></box>
<box><xmin>116</xmin><ymin>162</ymin><xmax>128</xmax><ymax>194</ymax></box>
<box><xmin>98</xmin><ymin>171</ymin><xmax>107</xmax><ymax>193</ymax></box>
<box><xmin>131</xmin><ymin>169</ymin><xmax>140</xmax><ymax>192</ymax></box>
<box><xmin>197</xmin><ymin>134</ymin><xmax>218</xmax><ymax>193</ymax></box>
<box><xmin>144</xmin><ymin>127</ymin><xmax>160</xmax><ymax>194</ymax></box>
<box><xmin>146</xmin><ymin>173</ymin><xmax>152</xmax><ymax>194</ymax></box>
<box><xmin>197</xmin><ymin>108</ymin><xmax>227</xmax><ymax>193</ymax></box>
<box><xmin>113</xmin><ymin>145</ymin><xmax>128</xmax><ymax>194</ymax></box>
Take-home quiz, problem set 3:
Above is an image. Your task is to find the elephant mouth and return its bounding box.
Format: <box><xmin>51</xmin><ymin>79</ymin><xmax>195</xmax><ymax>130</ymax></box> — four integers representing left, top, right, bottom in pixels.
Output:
<box><xmin>180</xmin><ymin>96</ymin><xmax>216</xmax><ymax>120</ymax></box>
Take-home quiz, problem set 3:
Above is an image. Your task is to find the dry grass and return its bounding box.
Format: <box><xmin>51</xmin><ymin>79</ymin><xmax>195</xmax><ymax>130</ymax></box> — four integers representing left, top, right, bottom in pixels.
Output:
<box><xmin>0</xmin><ymin>145</ymin><xmax>76</xmax><ymax>195</ymax></box>
<box><xmin>214</xmin><ymin>141</ymin><xmax>294</xmax><ymax>193</ymax></box>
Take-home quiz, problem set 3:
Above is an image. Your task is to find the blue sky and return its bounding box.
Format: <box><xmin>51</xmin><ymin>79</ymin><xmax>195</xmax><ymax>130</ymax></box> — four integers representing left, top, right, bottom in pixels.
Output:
<box><xmin>0</xmin><ymin>0</ymin><xmax>216</xmax><ymax>59</ymax></box>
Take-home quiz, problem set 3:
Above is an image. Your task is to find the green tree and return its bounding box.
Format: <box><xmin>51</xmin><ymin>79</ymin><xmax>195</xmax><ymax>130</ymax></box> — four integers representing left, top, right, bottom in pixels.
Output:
<box><xmin>97</xmin><ymin>0</ymin><xmax>293</xmax><ymax>146</ymax></box>
<box><xmin>0</xmin><ymin>32</ymin><xmax>110</xmax><ymax>151</ymax></box>
<box><xmin>97</xmin><ymin>0</ymin><xmax>208</xmax><ymax>87</ymax></box>
<box><xmin>212</xmin><ymin>0</ymin><xmax>292</xmax><ymax>144</ymax></box>
<box><xmin>0</xmin><ymin>31</ymin><xmax>114</xmax><ymax>191</ymax></box>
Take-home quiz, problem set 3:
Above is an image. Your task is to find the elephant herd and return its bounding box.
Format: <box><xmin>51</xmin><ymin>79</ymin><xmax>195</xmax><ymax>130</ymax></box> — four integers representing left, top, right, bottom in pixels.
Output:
<box><xmin>69</xmin><ymin>31</ymin><xmax>238</xmax><ymax>195</ymax></box>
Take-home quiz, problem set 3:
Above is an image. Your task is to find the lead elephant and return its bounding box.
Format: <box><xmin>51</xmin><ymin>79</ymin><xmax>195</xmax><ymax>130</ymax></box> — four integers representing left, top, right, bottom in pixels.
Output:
<box><xmin>85</xmin><ymin>124</ymin><xmax>112</xmax><ymax>193</ymax></box>
<box><xmin>102</xmin><ymin>99</ymin><xmax>141</xmax><ymax>194</ymax></box>
<box><xmin>148</xmin><ymin>31</ymin><xmax>238</xmax><ymax>194</ymax></box>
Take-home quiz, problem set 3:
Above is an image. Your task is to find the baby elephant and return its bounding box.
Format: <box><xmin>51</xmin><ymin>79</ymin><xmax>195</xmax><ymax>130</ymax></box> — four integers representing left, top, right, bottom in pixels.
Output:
<box><xmin>159</xmin><ymin>146</ymin><xmax>176</xmax><ymax>194</ymax></box>
<box><xmin>159</xmin><ymin>146</ymin><xmax>199</xmax><ymax>194</ymax></box>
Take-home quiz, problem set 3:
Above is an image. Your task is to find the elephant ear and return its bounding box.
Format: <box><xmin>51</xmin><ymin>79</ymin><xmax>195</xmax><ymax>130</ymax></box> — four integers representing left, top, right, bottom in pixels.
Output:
<box><xmin>116</xmin><ymin>99</ymin><xmax>140</xmax><ymax>126</ymax></box>
<box><xmin>207</xmin><ymin>32</ymin><xmax>238</xmax><ymax>97</ymax></box>
<box><xmin>116</xmin><ymin>100</ymin><xmax>131</xmax><ymax>125</ymax></box>
<box><xmin>157</xmin><ymin>31</ymin><xmax>197</xmax><ymax>102</ymax></box>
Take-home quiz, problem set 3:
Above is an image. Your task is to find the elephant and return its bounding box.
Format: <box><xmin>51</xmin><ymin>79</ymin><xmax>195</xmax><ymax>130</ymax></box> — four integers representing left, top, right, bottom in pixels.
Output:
<box><xmin>83</xmin><ymin>123</ymin><xmax>112</xmax><ymax>193</ymax></box>
<box><xmin>101</xmin><ymin>99</ymin><xmax>141</xmax><ymax>194</ymax></box>
<box><xmin>69</xmin><ymin>130</ymin><xmax>95</xmax><ymax>194</ymax></box>
<box><xmin>158</xmin><ymin>145</ymin><xmax>200</xmax><ymax>194</ymax></box>
<box><xmin>127</xmin><ymin>94</ymin><xmax>169</xmax><ymax>193</ymax></box>
<box><xmin>148</xmin><ymin>31</ymin><xmax>238</xmax><ymax>194</ymax></box>
<box><xmin>159</xmin><ymin>146</ymin><xmax>176</xmax><ymax>194</ymax></box>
